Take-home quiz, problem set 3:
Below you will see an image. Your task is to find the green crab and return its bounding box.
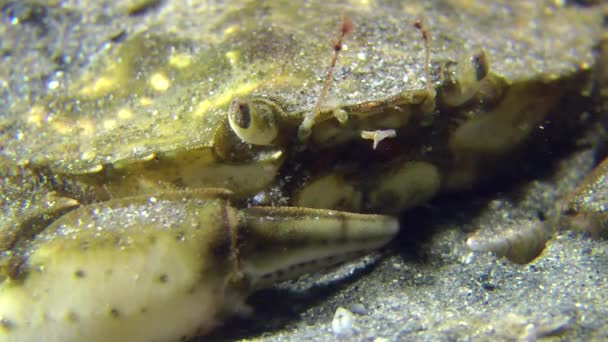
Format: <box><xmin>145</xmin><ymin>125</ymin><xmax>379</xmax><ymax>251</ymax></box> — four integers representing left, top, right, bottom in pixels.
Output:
<box><xmin>0</xmin><ymin>0</ymin><xmax>604</xmax><ymax>341</ymax></box>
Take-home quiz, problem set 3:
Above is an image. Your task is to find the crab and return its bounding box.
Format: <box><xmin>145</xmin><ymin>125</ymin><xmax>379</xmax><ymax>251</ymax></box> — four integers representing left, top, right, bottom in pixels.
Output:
<box><xmin>0</xmin><ymin>0</ymin><xmax>605</xmax><ymax>341</ymax></box>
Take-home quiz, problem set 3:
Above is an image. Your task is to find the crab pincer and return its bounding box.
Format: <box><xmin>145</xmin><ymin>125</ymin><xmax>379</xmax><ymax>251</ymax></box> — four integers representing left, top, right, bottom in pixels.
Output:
<box><xmin>0</xmin><ymin>189</ymin><xmax>397</xmax><ymax>342</ymax></box>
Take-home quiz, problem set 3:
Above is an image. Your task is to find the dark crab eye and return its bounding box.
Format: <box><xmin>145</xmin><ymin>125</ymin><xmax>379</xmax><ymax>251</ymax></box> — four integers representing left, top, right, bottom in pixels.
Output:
<box><xmin>471</xmin><ymin>50</ymin><xmax>489</xmax><ymax>82</ymax></box>
<box><xmin>231</xmin><ymin>102</ymin><xmax>251</xmax><ymax>129</ymax></box>
<box><xmin>227</xmin><ymin>98</ymin><xmax>279</xmax><ymax>145</ymax></box>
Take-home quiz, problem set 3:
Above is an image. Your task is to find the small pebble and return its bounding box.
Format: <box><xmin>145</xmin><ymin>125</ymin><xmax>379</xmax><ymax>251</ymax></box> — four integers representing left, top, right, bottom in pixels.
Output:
<box><xmin>348</xmin><ymin>303</ymin><xmax>368</xmax><ymax>315</ymax></box>
<box><xmin>332</xmin><ymin>306</ymin><xmax>355</xmax><ymax>336</ymax></box>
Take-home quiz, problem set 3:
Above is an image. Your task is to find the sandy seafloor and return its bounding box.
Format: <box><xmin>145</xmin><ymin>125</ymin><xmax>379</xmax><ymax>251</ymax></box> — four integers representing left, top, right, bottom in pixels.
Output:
<box><xmin>1</xmin><ymin>1</ymin><xmax>607</xmax><ymax>341</ymax></box>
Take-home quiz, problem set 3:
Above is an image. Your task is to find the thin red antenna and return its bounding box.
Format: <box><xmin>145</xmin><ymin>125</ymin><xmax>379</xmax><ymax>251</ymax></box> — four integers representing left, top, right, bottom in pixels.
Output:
<box><xmin>299</xmin><ymin>16</ymin><xmax>353</xmax><ymax>140</ymax></box>
<box><xmin>414</xmin><ymin>19</ymin><xmax>432</xmax><ymax>94</ymax></box>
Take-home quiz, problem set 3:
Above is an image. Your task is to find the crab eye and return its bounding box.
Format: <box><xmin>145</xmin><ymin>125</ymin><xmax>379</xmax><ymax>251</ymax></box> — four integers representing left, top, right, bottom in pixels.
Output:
<box><xmin>228</xmin><ymin>98</ymin><xmax>279</xmax><ymax>145</ymax></box>
<box><xmin>441</xmin><ymin>49</ymin><xmax>490</xmax><ymax>107</ymax></box>
<box><xmin>233</xmin><ymin>103</ymin><xmax>251</xmax><ymax>129</ymax></box>
<box><xmin>471</xmin><ymin>50</ymin><xmax>489</xmax><ymax>82</ymax></box>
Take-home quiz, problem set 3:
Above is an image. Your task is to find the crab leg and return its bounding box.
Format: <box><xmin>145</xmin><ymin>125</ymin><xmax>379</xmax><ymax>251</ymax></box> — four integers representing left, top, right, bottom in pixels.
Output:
<box><xmin>0</xmin><ymin>189</ymin><xmax>397</xmax><ymax>342</ymax></box>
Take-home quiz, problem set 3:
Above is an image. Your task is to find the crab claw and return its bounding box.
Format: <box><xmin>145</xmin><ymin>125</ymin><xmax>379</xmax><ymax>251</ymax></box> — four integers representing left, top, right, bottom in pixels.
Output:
<box><xmin>0</xmin><ymin>189</ymin><xmax>398</xmax><ymax>342</ymax></box>
<box><xmin>235</xmin><ymin>206</ymin><xmax>399</xmax><ymax>288</ymax></box>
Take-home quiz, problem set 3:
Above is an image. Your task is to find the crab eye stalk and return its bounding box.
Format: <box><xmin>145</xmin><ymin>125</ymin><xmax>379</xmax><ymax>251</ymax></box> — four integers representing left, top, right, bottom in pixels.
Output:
<box><xmin>228</xmin><ymin>98</ymin><xmax>280</xmax><ymax>145</ymax></box>
<box><xmin>441</xmin><ymin>49</ymin><xmax>490</xmax><ymax>107</ymax></box>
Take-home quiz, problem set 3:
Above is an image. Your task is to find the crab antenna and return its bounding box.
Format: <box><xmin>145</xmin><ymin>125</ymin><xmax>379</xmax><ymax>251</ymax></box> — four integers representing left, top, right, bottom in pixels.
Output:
<box><xmin>298</xmin><ymin>16</ymin><xmax>353</xmax><ymax>140</ymax></box>
<box><xmin>414</xmin><ymin>19</ymin><xmax>432</xmax><ymax>94</ymax></box>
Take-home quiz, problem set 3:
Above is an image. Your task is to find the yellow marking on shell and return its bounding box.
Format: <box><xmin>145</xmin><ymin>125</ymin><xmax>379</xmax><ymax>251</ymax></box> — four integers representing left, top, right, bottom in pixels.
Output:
<box><xmin>169</xmin><ymin>53</ymin><xmax>193</xmax><ymax>69</ymax></box>
<box><xmin>117</xmin><ymin>108</ymin><xmax>134</xmax><ymax>120</ymax></box>
<box><xmin>223</xmin><ymin>25</ymin><xmax>239</xmax><ymax>36</ymax></box>
<box><xmin>104</xmin><ymin>119</ymin><xmax>118</xmax><ymax>130</ymax></box>
<box><xmin>139</xmin><ymin>97</ymin><xmax>153</xmax><ymax>106</ymax></box>
<box><xmin>225</xmin><ymin>51</ymin><xmax>240</xmax><ymax>67</ymax></box>
<box><xmin>190</xmin><ymin>63</ymin><xmax>291</xmax><ymax>118</ymax></box>
<box><xmin>215</xmin><ymin>82</ymin><xmax>258</xmax><ymax>106</ymax></box>
<box><xmin>150</xmin><ymin>73</ymin><xmax>171</xmax><ymax>92</ymax></box>
<box><xmin>27</xmin><ymin>105</ymin><xmax>45</xmax><ymax>126</ymax></box>
<box><xmin>191</xmin><ymin>82</ymin><xmax>260</xmax><ymax>118</ymax></box>
<box><xmin>193</xmin><ymin>100</ymin><xmax>212</xmax><ymax>117</ymax></box>
<box><xmin>51</xmin><ymin>120</ymin><xmax>72</xmax><ymax>135</ymax></box>
<box><xmin>81</xmin><ymin>150</ymin><xmax>96</xmax><ymax>161</ymax></box>
<box><xmin>79</xmin><ymin>76</ymin><xmax>116</xmax><ymax>96</ymax></box>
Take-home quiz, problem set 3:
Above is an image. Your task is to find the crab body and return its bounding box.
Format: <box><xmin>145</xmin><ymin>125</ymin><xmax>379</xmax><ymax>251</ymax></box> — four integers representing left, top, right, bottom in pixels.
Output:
<box><xmin>0</xmin><ymin>0</ymin><xmax>604</xmax><ymax>341</ymax></box>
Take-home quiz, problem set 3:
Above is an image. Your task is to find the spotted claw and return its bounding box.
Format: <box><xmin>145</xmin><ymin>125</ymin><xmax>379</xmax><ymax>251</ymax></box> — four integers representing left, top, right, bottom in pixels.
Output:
<box><xmin>0</xmin><ymin>189</ymin><xmax>398</xmax><ymax>342</ymax></box>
